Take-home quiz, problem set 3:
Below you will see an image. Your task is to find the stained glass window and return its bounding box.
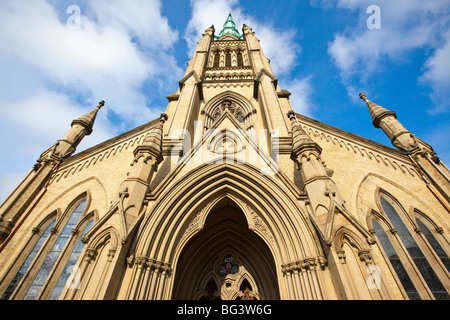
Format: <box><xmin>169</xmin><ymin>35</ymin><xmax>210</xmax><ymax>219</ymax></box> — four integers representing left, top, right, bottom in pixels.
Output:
<box><xmin>379</xmin><ymin>197</ymin><xmax>449</xmax><ymax>300</ymax></box>
<box><xmin>0</xmin><ymin>220</ymin><xmax>55</xmax><ymax>300</ymax></box>
<box><xmin>218</xmin><ymin>255</ymin><xmax>239</xmax><ymax>276</ymax></box>
<box><xmin>49</xmin><ymin>219</ymin><xmax>93</xmax><ymax>300</ymax></box>
<box><xmin>372</xmin><ymin>219</ymin><xmax>420</xmax><ymax>300</ymax></box>
<box><xmin>23</xmin><ymin>200</ymin><xmax>87</xmax><ymax>300</ymax></box>
<box><xmin>417</xmin><ymin>219</ymin><xmax>450</xmax><ymax>272</ymax></box>
<box><xmin>199</xmin><ymin>279</ymin><xmax>221</xmax><ymax>300</ymax></box>
<box><xmin>236</xmin><ymin>111</ymin><xmax>244</xmax><ymax>124</ymax></box>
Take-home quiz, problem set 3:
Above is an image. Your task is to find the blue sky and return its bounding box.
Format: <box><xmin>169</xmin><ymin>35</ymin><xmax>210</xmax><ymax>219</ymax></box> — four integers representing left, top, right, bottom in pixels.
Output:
<box><xmin>0</xmin><ymin>0</ymin><xmax>449</xmax><ymax>202</ymax></box>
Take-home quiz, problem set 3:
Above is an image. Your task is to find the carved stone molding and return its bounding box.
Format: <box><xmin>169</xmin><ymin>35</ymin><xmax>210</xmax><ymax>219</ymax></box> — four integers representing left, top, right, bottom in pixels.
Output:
<box><xmin>281</xmin><ymin>256</ymin><xmax>328</xmax><ymax>274</ymax></box>
<box><xmin>181</xmin><ymin>208</ymin><xmax>205</xmax><ymax>242</ymax></box>
<box><xmin>127</xmin><ymin>255</ymin><xmax>172</xmax><ymax>275</ymax></box>
<box><xmin>84</xmin><ymin>248</ymin><xmax>98</xmax><ymax>262</ymax></box>
<box><xmin>245</xmin><ymin>204</ymin><xmax>274</xmax><ymax>243</ymax></box>
<box><xmin>336</xmin><ymin>250</ymin><xmax>347</xmax><ymax>264</ymax></box>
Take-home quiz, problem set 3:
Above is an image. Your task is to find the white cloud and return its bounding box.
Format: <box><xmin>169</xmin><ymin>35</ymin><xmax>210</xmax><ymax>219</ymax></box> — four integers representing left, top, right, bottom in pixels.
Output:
<box><xmin>0</xmin><ymin>0</ymin><xmax>181</xmax><ymax>202</ymax></box>
<box><xmin>420</xmin><ymin>31</ymin><xmax>450</xmax><ymax>114</ymax></box>
<box><xmin>282</xmin><ymin>77</ymin><xmax>315</xmax><ymax>117</ymax></box>
<box><xmin>326</xmin><ymin>0</ymin><xmax>450</xmax><ymax>113</ymax></box>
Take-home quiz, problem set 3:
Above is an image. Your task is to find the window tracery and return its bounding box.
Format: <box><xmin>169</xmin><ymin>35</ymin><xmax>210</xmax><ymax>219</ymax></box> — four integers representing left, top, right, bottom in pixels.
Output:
<box><xmin>217</xmin><ymin>255</ymin><xmax>239</xmax><ymax>276</ymax></box>
<box><xmin>416</xmin><ymin>216</ymin><xmax>450</xmax><ymax>272</ymax></box>
<box><xmin>211</xmin><ymin>100</ymin><xmax>246</xmax><ymax>125</ymax></box>
<box><xmin>195</xmin><ymin>253</ymin><xmax>261</xmax><ymax>300</ymax></box>
<box><xmin>199</xmin><ymin>278</ymin><xmax>221</xmax><ymax>300</ymax></box>
<box><xmin>238</xmin><ymin>279</ymin><xmax>257</xmax><ymax>300</ymax></box>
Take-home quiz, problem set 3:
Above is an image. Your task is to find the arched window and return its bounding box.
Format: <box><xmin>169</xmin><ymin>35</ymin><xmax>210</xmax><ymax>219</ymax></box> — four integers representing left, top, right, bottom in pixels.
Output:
<box><xmin>0</xmin><ymin>195</ymin><xmax>95</xmax><ymax>300</ymax></box>
<box><xmin>237</xmin><ymin>51</ymin><xmax>244</xmax><ymax>67</ymax></box>
<box><xmin>199</xmin><ymin>278</ymin><xmax>221</xmax><ymax>300</ymax></box>
<box><xmin>416</xmin><ymin>218</ymin><xmax>450</xmax><ymax>272</ymax></box>
<box><xmin>372</xmin><ymin>220</ymin><xmax>420</xmax><ymax>300</ymax></box>
<box><xmin>49</xmin><ymin>219</ymin><xmax>94</xmax><ymax>300</ymax></box>
<box><xmin>210</xmin><ymin>100</ymin><xmax>246</xmax><ymax>126</ymax></box>
<box><xmin>0</xmin><ymin>219</ymin><xmax>55</xmax><ymax>300</ymax></box>
<box><xmin>373</xmin><ymin>194</ymin><xmax>449</xmax><ymax>300</ymax></box>
<box><xmin>202</xmin><ymin>94</ymin><xmax>255</xmax><ymax>133</ymax></box>
<box><xmin>238</xmin><ymin>279</ymin><xmax>257</xmax><ymax>300</ymax></box>
<box><xmin>23</xmin><ymin>199</ymin><xmax>90</xmax><ymax>300</ymax></box>
<box><xmin>225</xmin><ymin>50</ymin><xmax>232</xmax><ymax>67</ymax></box>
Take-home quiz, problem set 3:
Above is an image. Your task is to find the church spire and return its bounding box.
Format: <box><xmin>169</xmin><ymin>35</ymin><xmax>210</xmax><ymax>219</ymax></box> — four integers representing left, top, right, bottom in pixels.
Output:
<box><xmin>217</xmin><ymin>13</ymin><xmax>242</xmax><ymax>39</ymax></box>
<box><xmin>71</xmin><ymin>100</ymin><xmax>104</xmax><ymax>136</ymax></box>
<box><xmin>49</xmin><ymin>100</ymin><xmax>105</xmax><ymax>161</ymax></box>
<box><xmin>359</xmin><ymin>93</ymin><xmax>396</xmax><ymax>129</ymax></box>
<box><xmin>359</xmin><ymin>93</ymin><xmax>426</xmax><ymax>155</ymax></box>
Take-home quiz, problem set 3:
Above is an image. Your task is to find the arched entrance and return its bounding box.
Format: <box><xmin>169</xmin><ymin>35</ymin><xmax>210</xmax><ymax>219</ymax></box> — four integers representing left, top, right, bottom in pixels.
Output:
<box><xmin>172</xmin><ymin>198</ymin><xmax>280</xmax><ymax>300</ymax></box>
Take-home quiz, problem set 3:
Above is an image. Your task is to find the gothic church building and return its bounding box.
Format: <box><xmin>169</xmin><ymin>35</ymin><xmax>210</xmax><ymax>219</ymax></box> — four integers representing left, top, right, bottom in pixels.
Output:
<box><xmin>0</xmin><ymin>15</ymin><xmax>449</xmax><ymax>300</ymax></box>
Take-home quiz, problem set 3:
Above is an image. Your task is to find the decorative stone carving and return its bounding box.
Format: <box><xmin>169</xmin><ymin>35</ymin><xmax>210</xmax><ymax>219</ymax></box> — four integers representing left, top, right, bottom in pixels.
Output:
<box><xmin>245</xmin><ymin>204</ymin><xmax>274</xmax><ymax>243</ymax></box>
<box><xmin>181</xmin><ymin>208</ymin><xmax>205</xmax><ymax>242</ymax></box>
<box><xmin>358</xmin><ymin>250</ymin><xmax>373</xmax><ymax>265</ymax></box>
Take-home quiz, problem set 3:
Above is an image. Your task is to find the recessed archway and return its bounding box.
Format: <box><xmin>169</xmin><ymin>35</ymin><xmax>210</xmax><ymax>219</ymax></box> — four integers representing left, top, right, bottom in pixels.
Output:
<box><xmin>171</xmin><ymin>198</ymin><xmax>280</xmax><ymax>300</ymax></box>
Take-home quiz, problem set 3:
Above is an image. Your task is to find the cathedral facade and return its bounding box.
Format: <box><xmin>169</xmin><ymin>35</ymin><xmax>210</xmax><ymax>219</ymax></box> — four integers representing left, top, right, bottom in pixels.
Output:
<box><xmin>0</xmin><ymin>15</ymin><xmax>449</xmax><ymax>300</ymax></box>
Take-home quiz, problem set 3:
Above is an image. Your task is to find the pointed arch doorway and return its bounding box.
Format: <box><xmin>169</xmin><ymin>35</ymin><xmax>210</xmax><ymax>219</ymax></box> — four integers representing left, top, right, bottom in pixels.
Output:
<box><xmin>172</xmin><ymin>198</ymin><xmax>280</xmax><ymax>300</ymax></box>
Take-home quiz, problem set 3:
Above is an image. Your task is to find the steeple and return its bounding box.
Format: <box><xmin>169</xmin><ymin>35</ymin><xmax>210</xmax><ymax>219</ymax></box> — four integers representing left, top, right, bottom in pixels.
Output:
<box><xmin>217</xmin><ymin>14</ymin><xmax>242</xmax><ymax>39</ymax></box>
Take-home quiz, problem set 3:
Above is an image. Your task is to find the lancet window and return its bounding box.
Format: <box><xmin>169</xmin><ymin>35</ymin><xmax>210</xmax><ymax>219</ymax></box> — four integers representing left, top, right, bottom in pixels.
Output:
<box><xmin>0</xmin><ymin>219</ymin><xmax>55</xmax><ymax>300</ymax></box>
<box><xmin>372</xmin><ymin>192</ymin><xmax>450</xmax><ymax>300</ymax></box>
<box><xmin>416</xmin><ymin>217</ymin><xmax>450</xmax><ymax>272</ymax></box>
<box><xmin>0</xmin><ymin>195</ymin><xmax>94</xmax><ymax>300</ymax></box>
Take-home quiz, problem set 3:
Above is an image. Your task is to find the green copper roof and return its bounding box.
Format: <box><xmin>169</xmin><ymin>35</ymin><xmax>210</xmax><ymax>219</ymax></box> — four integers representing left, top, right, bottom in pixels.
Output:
<box><xmin>217</xmin><ymin>14</ymin><xmax>242</xmax><ymax>39</ymax></box>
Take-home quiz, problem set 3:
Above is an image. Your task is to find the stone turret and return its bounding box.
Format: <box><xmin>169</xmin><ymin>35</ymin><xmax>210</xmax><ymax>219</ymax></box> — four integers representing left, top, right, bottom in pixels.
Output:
<box><xmin>287</xmin><ymin>111</ymin><xmax>346</xmax><ymax>242</ymax></box>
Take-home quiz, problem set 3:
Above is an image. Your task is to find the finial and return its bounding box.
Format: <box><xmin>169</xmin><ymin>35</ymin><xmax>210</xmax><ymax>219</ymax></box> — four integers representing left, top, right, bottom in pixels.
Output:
<box><xmin>97</xmin><ymin>100</ymin><xmax>105</xmax><ymax>109</ymax></box>
<box><xmin>359</xmin><ymin>93</ymin><xmax>368</xmax><ymax>102</ymax></box>
<box><xmin>159</xmin><ymin>113</ymin><xmax>168</xmax><ymax>124</ymax></box>
<box><xmin>286</xmin><ymin>110</ymin><xmax>296</xmax><ymax>121</ymax></box>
